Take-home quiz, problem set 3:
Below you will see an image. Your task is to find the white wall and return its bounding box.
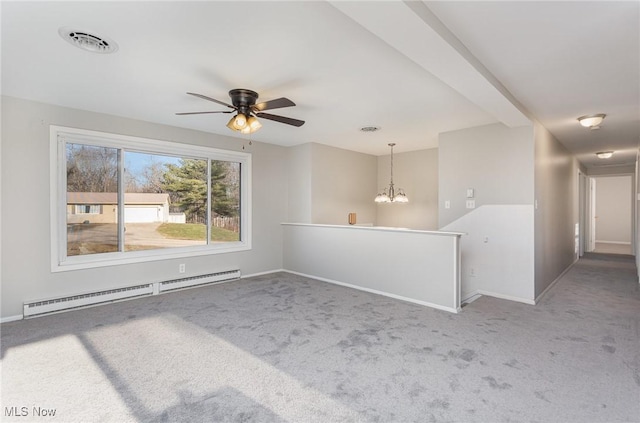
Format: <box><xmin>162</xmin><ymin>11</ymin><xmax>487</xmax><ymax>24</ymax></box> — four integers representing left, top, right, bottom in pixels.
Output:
<box><xmin>594</xmin><ymin>175</ymin><xmax>632</xmax><ymax>243</ymax></box>
<box><xmin>534</xmin><ymin>122</ymin><xmax>582</xmax><ymax>298</ymax></box>
<box><xmin>283</xmin><ymin>223</ymin><xmax>462</xmax><ymax>312</ymax></box>
<box><xmin>441</xmin><ymin>205</ymin><xmax>534</xmax><ymax>302</ymax></box>
<box><xmin>310</xmin><ymin>143</ymin><xmax>377</xmax><ymax>225</ymax></box>
<box><xmin>376</xmin><ymin>148</ymin><xmax>438</xmax><ymax>230</ymax></box>
<box><xmin>439</xmin><ymin>122</ymin><xmax>536</xmax><ymax>303</ymax></box>
<box><xmin>1</xmin><ymin>96</ymin><xmax>288</xmax><ymax>319</ymax></box>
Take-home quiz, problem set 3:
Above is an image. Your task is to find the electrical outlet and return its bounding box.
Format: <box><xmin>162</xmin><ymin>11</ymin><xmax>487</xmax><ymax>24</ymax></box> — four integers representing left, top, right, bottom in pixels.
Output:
<box><xmin>179</xmin><ymin>263</ymin><xmax>186</xmax><ymax>273</ymax></box>
<box><xmin>466</xmin><ymin>200</ymin><xmax>475</xmax><ymax>209</ymax></box>
<box><xmin>469</xmin><ymin>267</ymin><xmax>476</xmax><ymax>277</ymax></box>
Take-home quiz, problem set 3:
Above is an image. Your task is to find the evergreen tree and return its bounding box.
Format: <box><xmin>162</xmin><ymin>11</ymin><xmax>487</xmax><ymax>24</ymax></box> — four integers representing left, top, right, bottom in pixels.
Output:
<box><xmin>162</xmin><ymin>159</ymin><xmax>208</xmax><ymax>222</ymax></box>
<box><xmin>161</xmin><ymin>159</ymin><xmax>238</xmax><ymax>222</ymax></box>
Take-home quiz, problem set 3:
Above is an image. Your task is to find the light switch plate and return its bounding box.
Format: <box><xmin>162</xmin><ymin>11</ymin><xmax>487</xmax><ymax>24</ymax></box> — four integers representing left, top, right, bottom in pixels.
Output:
<box><xmin>466</xmin><ymin>188</ymin><xmax>474</xmax><ymax>198</ymax></box>
<box><xmin>444</xmin><ymin>200</ymin><xmax>451</xmax><ymax>209</ymax></box>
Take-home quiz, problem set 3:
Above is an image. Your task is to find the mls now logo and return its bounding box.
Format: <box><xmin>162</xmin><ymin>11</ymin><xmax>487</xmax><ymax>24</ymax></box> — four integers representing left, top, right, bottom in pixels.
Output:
<box><xmin>5</xmin><ymin>406</ymin><xmax>57</xmax><ymax>417</ymax></box>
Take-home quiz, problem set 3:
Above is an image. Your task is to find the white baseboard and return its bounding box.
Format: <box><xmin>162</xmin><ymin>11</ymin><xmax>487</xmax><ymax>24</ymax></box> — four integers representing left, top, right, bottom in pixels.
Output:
<box><xmin>475</xmin><ymin>290</ymin><xmax>536</xmax><ymax>305</ymax></box>
<box><xmin>595</xmin><ymin>241</ymin><xmax>631</xmax><ymax>245</ymax></box>
<box><xmin>535</xmin><ymin>258</ymin><xmax>578</xmax><ymax>304</ymax></box>
<box><xmin>1</xmin><ymin>314</ymin><xmax>23</xmax><ymax>324</ymax></box>
<box><xmin>241</xmin><ymin>269</ymin><xmax>285</xmax><ymax>279</ymax></box>
<box><xmin>283</xmin><ymin>270</ymin><xmax>460</xmax><ymax>314</ymax></box>
<box><xmin>462</xmin><ymin>291</ymin><xmax>482</xmax><ymax>304</ymax></box>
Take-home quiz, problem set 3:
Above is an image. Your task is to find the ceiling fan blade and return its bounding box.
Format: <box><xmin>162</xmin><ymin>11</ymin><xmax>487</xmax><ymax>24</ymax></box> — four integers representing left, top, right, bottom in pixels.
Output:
<box><xmin>175</xmin><ymin>111</ymin><xmax>233</xmax><ymax>115</ymax></box>
<box><xmin>257</xmin><ymin>112</ymin><xmax>305</xmax><ymax>127</ymax></box>
<box><xmin>186</xmin><ymin>92</ymin><xmax>235</xmax><ymax>109</ymax></box>
<box><xmin>253</xmin><ymin>97</ymin><xmax>296</xmax><ymax>112</ymax></box>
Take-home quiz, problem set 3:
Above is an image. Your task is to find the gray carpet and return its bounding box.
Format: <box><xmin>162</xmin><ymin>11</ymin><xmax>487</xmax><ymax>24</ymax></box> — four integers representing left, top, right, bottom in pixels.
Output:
<box><xmin>1</xmin><ymin>254</ymin><xmax>639</xmax><ymax>422</ymax></box>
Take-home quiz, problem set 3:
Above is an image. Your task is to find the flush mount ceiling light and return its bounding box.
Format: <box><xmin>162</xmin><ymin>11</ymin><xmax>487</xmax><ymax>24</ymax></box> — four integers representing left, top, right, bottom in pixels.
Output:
<box><xmin>577</xmin><ymin>114</ymin><xmax>606</xmax><ymax>130</ymax></box>
<box><xmin>596</xmin><ymin>151</ymin><xmax>614</xmax><ymax>159</ymax></box>
<box><xmin>375</xmin><ymin>143</ymin><xmax>408</xmax><ymax>204</ymax></box>
<box><xmin>58</xmin><ymin>27</ymin><xmax>118</xmax><ymax>54</ymax></box>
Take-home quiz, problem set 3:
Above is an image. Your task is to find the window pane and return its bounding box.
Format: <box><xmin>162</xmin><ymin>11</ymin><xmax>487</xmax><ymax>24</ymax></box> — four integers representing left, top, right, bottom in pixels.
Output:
<box><xmin>66</xmin><ymin>143</ymin><xmax>118</xmax><ymax>256</ymax></box>
<box><xmin>124</xmin><ymin>152</ymin><xmax>207</xmax><ymax>251</ymax></box>
<box><xmin>211</xmin><ymin>161</ymin><xmax>240</xmax><ymax>243</ymax></box>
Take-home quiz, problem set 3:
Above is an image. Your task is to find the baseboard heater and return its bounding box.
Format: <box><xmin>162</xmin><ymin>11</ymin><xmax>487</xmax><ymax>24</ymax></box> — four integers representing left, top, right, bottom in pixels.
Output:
<box><xmin>158</xmin><ymin>269</ymin><xmax>241</xmax><ymax>293</ymax></box>
<box><xmin>23</xmin><ymin>284</ymin><xmax>153</xmax><ymax>318</ymax></box>
<box><xmin>23</xmin><ymin>269</ymin><xmax>241</xmax><ymax>318</ymax></box>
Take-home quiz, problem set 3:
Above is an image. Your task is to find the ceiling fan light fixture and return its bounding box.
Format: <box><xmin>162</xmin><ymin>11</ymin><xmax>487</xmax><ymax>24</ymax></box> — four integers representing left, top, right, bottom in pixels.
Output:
<box><xmin>247</xmin><ymin>116</ymin><xmax>262</xmax><ymax>132</ymax></box>
<box><xmin>238</xmin><ymin>116</ymin><xmax>262</xmax><ymax>134</ymax></box>
<box><xmin>578</xmin><ymin>114</ymin><xmax>606</xmax><ymax>129</ymax></box>
<box><xmin>178</xmin><ymin>89</ymin><xmax>304</xmax><ymax>134</ymax></box>
<box><xmin>234</xmin><ymin>114</ymin><xmax>247</xmax><ymax>129</ymax></box>
<box><xmin>226</xmin><ymin>115</ymin><xmax>238</xmax><ymax>131</ymax></box>
<box><xmin>227</xmin><ymin>113</ymin><xmax>249</xmax><ymax>131</ymax></box>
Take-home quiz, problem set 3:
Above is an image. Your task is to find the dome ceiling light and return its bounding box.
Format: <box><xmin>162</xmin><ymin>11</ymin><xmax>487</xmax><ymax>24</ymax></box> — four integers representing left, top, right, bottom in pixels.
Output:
<box><xmin>577</xmin><ymin>114</ymin><xmax>606</xmax><ymax>130</ymax></box>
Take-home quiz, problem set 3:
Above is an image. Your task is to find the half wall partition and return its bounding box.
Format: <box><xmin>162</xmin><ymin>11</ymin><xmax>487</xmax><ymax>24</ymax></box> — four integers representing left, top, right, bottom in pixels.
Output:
<box><xmin>282</xmin><ymin>223</ymin><xmax>463</xmax><ymax>313</ymax></box>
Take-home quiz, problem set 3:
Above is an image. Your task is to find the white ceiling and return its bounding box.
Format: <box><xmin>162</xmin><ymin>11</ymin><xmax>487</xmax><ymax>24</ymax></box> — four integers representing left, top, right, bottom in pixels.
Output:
<box><xmin>2</xmin><ymin>1</ymin><xmax>638</xmax><ymax>167</ymax></box>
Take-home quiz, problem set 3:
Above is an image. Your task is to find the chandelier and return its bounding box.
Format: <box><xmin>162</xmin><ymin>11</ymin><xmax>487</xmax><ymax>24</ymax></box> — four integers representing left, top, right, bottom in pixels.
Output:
<box><xmin>375</xmin><ymin>143</ymin><xmax>408</xmax><ymax>203</ymax></box>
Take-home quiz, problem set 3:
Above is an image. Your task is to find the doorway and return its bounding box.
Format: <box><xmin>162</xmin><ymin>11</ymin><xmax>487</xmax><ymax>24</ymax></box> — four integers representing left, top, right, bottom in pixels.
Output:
<box><xmin>586</xmin><ymin>174</ymin><xmax>634</xmax><ymax>255</ymax></box>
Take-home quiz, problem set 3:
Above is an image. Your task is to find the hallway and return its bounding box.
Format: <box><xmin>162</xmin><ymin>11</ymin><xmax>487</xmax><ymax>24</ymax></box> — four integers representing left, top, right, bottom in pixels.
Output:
<box><xmin>593</xmin><ymin>242</ymin><xmax>633</xmax><ymax>255</ymax></box>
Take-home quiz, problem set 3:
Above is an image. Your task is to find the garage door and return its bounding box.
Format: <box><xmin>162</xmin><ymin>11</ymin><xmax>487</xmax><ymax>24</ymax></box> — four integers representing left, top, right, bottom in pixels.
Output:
<box><xmin>125</xmin><ymin>206</ymin><xmax>160</xmax><ymax>223</ymax></box>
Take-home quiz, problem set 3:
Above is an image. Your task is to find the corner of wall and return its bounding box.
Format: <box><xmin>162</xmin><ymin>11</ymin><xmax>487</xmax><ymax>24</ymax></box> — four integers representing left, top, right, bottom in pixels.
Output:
<box><xmin>533</xmin><ymin>120</ymin><xmax>580</xmax><ymax>297</ymax></box>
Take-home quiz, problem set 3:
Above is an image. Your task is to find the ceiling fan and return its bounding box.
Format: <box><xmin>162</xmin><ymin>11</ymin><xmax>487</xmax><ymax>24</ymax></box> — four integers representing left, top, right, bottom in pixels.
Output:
<box><xmin>176</xmin><ymin>89</ymin><xmax>305</xmax><ymax>134</ymax></box>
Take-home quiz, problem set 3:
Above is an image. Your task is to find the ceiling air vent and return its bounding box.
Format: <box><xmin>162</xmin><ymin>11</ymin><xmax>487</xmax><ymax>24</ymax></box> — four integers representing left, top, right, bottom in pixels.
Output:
<box><xmin>58</xmin><ymin>27</ymin><xmax>118</xmax><ymax>54</ymax></box>
<box><xmin>360</xmin><ymin>126</ymin><xmax>381</xmax><ymax>132</ymax></box>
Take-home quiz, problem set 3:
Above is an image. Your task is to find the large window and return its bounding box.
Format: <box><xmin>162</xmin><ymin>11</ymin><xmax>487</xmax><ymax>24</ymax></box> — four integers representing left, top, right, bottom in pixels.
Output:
<box><xmin>51</xmin><ymin>126</ymin><xmax>251</xmax><ymax>271</ymax></box>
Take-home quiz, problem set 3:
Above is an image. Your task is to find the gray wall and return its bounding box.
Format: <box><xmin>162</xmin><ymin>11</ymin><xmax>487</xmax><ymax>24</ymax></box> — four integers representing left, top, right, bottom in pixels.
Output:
<box><xmin>1</xmin><ymin>96</ymin><xmax>288</xmax><ymax>319</ymax></box>
<box><xmin>376</xmin><ymin>148</ymin><xmax>438</xmax><ymax>230</ymax></box>
<box><xmin>637</xmin><ymin>156</ymin><xmax>640</xmax><ymax>277</ymax></box>
<box><xmin>594</xmin><ymin>176</ymin><xmax>632</xmax><ymax>243</ymax></box>
<box><xmin>287</xmin><ymin>143</ymin><xmax>438</xmax><ymax>229</ymax></box>
<box><xmin>310</xmin><ymin>143</ymin><xmax>377</xmax><ymax>226</ymax></box>
<box><xmin>286</xmin><ymin>143</ymin><xmax>377</xmax><ymax>225</ymax></box>
<box><xmin>534</xmin><ymin>121</ymin><xmax>582</xmax><ymax>298</ymax></box>
<box><xmin>286</xmin><ymin>143</ymin><xmax>312</xmax><ymax>223</ymax></box>
<box><xmin>438</xmin><ymin>123</ymin><xmax>534</xmax><ymax>227</ymax></box>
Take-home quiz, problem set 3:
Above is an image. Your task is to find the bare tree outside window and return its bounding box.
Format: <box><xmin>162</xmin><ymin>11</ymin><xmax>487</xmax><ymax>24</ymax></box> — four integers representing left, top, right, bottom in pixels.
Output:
<box><xmin>66</xmin><ymin>144</ymin><xmax>119</xmax><ymax>256</ymax></box>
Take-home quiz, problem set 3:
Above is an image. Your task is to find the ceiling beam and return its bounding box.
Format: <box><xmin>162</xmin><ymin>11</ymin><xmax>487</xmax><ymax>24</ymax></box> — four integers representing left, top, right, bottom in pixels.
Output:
<box><xmin>329</xmin><ymin>0</ymin><xmax>531</xmax><ymax>128</ymax></box>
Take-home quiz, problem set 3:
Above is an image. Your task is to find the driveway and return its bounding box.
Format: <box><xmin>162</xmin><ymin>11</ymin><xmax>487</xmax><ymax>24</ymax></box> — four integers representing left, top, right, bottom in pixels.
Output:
<box><xmin>125</xmin><ymin>223</ymin><xmax>205</xmax><ymax>247</ymax></box>
<box><xmin>67</xmin><ymin>222</ymin><xmax>204</xmax><ymax>255</ymax></box>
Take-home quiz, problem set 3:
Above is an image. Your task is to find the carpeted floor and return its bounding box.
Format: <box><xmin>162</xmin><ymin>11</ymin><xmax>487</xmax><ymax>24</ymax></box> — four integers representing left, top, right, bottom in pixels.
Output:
<box><xmin>1</xmin><ymin>253</ymin><xmax>639</xmax><ymax>422</ymax></box>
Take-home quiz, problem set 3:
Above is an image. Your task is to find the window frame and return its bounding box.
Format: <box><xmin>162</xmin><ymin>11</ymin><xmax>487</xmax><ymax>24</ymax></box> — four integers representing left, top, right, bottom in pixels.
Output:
<box><xmin>50</xmin><ymin>125</ymin><xmax>252</xmax><ymax>272</ymax></box>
